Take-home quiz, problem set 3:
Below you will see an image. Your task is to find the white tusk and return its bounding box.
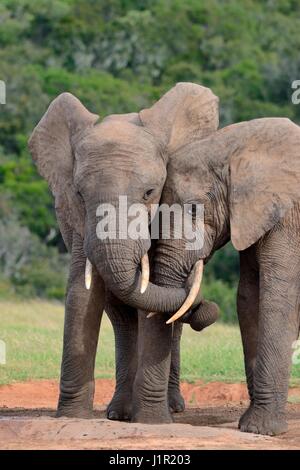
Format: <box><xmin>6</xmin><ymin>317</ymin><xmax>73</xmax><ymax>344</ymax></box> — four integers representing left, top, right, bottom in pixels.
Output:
<box><xmin>140</xmin><ymin>253</ymin><xmax>150</xmax><ymax>294</ymax></box>
<box><xmin>166</xmin><ymin>260</ymin><xmax>203</xmax><ymax>325</ymax></box>
<box><xmin>146</xmin><ymin>312</ymin><xmax>159</xmax><ymax>319</ymax></box>
<box><xmin>85</xmin><ymin>258</ymin><xmax>92</xmax><ymax>290</ymax></box>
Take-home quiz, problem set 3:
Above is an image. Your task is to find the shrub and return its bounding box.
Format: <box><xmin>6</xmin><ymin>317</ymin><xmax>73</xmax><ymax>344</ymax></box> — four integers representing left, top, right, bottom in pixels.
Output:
<box><xmin>0</xmin><ymin>215</ymin><xmax>69</xmax><ymax>300</ymax></box>
<box><xmin>202</xmin><ymin>279</ymin><xmax>237</xmax><ymax>324</ymax></box>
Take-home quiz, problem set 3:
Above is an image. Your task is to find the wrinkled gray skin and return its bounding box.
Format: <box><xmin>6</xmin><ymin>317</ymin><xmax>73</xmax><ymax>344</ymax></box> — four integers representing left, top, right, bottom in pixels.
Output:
<box><xmin>28</xmin><ymin>83</ymin><xmax>219</xmax><ymax>420</ymax></box>
<box><xmin>134</xmin><ymin>118</ymin><xmax>300</xmax><ymax>435</ymax></box>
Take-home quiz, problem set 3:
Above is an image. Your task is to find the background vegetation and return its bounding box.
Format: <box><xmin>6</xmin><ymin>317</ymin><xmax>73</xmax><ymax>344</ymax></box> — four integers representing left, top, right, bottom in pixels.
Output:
<box><xmin>1</xmin><ymin>0</ymin><xmax>300</xmax><ymax>323</ymax></box>
<box><xmin>1</xmin><ymin>300</ymin><xmax>300</xmax><ymax>385</ymax></box>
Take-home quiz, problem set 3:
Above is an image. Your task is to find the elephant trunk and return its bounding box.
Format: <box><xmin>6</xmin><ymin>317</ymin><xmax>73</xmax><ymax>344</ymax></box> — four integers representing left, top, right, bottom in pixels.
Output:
<box><xmin>85</xmin><ymin>233</ymin><xmax>189</xmax><ymax>313</ymax></box>
<box><xmin>150</xmin><ymin>239</ymin><xmax>208</xmax><ymax>325</ymax></box>
<box><xmin>152</xmin><ymin>239</ymin><xmax>194</xmax><ymax>287</ymax></box>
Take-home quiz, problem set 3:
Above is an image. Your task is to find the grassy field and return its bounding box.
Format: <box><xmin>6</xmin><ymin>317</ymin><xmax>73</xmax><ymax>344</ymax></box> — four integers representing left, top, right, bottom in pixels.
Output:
<box><xmin>0</xmin><ymin>300</ymin><xmax>299</xmax><ymax>386</ymax></box>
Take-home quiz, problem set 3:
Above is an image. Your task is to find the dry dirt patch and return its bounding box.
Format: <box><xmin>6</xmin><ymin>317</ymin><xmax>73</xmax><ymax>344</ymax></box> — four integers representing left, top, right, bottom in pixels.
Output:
<box><xmin>0</xmin><ymin>379</ymin><xmax>299</xmax><ymax>450</ymax></box>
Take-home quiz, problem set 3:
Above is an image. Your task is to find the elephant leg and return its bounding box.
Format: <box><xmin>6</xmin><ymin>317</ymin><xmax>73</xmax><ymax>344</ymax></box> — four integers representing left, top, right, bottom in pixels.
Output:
<box><xmin>132</xmin><ymin>299</ymin><xmax>219</xmax><ymax>422</ymax></box>
<box><xmin>237</xmin><ymin>248</ymin><xmax>259</xmax><ymax>429</ymax></box>
<box><xmin>168</xmin><ymin>322</ymin><xmax>185</xmax><ymax>413</ymax></box>
<box><xmin>105</xmin><ymin>295</ymin><xmax>138</xmax><ymax>421</ymax></box>
<box><xmin>132</xmin><ymin>313</ymin><xmax>173</xmax><ymax>424</ymax></box>
<box><xmin>239</xmin><ymin>233</ymin><xmax>300</xmax><ymax>436</ymax></box>
<box><xmin>168</xmin><ymin>298</ymin><xmax>220</xmax><ymax>413</ymax></box>
<box><xmin>168</xmin><ymin>299</ymin><xmax>219</xmax><ymax>411</ymax></box>
<box><xmin>57</xmin><ymin>234</ymin><xmax>105</xmax><ymax>418</ymax></box>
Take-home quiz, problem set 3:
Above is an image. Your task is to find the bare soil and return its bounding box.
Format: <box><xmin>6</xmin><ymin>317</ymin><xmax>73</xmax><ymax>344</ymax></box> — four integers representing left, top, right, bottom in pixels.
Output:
<box><xmin>0</xmin><ymin>379</ymin><xmax>299</xmax><ymax>449</ymax></box>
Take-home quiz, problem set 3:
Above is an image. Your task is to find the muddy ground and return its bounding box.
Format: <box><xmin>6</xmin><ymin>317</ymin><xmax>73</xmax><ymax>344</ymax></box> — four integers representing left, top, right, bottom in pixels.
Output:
<box><xmin>0</xmin><ymin>379</ymin><xmax>299</xmax><ymax>450</ymax></box>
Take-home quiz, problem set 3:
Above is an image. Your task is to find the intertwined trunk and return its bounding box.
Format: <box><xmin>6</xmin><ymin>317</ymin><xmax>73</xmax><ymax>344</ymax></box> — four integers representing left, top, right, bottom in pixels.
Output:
<box><xmin>85</xmin><ymin>227</ymin><xmax>188</xmax><ymax>313</ymax></box>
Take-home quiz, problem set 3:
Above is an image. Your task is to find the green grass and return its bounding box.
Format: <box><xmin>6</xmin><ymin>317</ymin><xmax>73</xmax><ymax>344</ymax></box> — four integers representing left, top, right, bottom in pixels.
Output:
<box><xmin>0</xmin><ymin>300</ymin><xmax>299</xmax><ymax>386</ymax></box>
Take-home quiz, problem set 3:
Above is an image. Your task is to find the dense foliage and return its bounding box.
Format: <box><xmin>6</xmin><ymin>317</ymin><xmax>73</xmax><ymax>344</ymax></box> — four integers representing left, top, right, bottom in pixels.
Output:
<box><xmin>1</xmin><ymin>0</ymin><xmax>299</xmax><ymax>320</ymax></box>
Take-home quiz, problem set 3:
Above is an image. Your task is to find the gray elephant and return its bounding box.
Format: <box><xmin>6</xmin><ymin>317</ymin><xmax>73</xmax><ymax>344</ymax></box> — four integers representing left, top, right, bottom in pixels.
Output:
<box><xmin>28</xmin><ymin>83</ymin><xmax>219</xmax><ymax>420</ymax></box>
<box><xmin>134</xmin><ymin>117</ymin><xmax>300</xmax><ymax>436</ymax></box>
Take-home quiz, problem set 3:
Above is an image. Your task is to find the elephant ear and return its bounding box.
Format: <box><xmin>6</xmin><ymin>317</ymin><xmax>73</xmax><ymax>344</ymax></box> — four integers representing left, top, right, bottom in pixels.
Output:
<box><xmin>28</xmin><ymin>93</ymin><xmax>99</xmax><ymax>250</ymax></box>
<box><xmin>229</xmin><ymin>118</ymin><xmax>300</xmax><ymax>251</ymax></box>
<box><xmin>139</xmin><ymin>82</ymin><xmax>219</xmax><ymax>156</ymax></box>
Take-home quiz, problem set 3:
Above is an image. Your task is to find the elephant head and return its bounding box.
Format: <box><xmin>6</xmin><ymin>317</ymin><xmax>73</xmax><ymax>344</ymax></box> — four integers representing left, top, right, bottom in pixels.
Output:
<box><xmin>153</xmin><ymin>117</ymin><xmax>300</xmax><ymax>322</ymax></box>
<box><xmin>28</xmin><ymin>83</ymin><xmax>219</xmax><ymax>313</ymax></box>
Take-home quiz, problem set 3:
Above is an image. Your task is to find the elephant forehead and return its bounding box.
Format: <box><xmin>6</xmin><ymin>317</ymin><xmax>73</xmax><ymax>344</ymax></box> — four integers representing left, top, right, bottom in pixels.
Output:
<box><xmin>91</xmin><ymin>120</ymin><xmax>157</xmax><ymax>153</ymax></box>
<box><xmin>75</xmin><ymin>124</ymin><xmax>160</xmax><ymax>171</ymax></box>
<box><xmin>74</xmin><ymin>121</ymin><xmax>166</xmax><ymax>189</ymax></box>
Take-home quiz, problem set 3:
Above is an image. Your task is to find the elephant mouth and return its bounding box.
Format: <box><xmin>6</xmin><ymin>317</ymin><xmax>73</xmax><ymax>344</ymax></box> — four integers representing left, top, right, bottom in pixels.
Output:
<box><xmin>147</xmin><ymin>259</ymin><xmax>204</xmax><ymax>324</ymax></box>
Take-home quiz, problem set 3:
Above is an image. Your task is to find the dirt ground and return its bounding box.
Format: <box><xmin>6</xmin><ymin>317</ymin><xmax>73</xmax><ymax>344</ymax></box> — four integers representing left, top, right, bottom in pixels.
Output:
<box><xmin>0</xmin><ymin>379</ymin><xmax>300</xmax><ymax>450</ymax></box>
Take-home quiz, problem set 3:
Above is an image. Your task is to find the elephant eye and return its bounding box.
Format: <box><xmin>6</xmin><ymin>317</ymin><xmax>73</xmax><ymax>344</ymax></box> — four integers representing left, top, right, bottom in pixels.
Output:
<box><xmin>143</xmin><ymin>189</ymin><xmax>154</xmax><ymax>200</ymax></box>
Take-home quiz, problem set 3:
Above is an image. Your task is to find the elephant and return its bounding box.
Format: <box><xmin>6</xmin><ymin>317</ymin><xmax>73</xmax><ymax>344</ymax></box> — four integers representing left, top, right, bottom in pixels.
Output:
<box><xmin>28</xmin><ymin>82</ymin><xmax>219</xmax><ymax>420</ymax></box>
<box><xmin>133</xmin><ymin>117</ymin><xmax>300</xmax><ymax>435</ymax></box>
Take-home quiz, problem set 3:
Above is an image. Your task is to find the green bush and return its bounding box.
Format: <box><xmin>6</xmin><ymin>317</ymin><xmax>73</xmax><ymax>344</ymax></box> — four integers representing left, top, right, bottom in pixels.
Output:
<box><xmin>0</xmin><ymin>214</ymin><xmax>69</xmax><ymax>301</ymax></box>
<box><xmin>12</xmin><ymin>253</ymin><xmax>68</xmax><ymax>300</ymax></box>
<box><xmin>205</xmin><ymin>243</ymin><xmax>239</xmax><ymax>287</ymax></box>
<box><xmin>0</xmin><ymin>277</ymin><xmax>15</xmax><ymax>299</ymax></box>
<box><xmin>202</xmin><ymin>279</ymin><xmax>237</xmax><ymax>324</ymax></box>
<box><xmin>1</xmin><ymin>0</ymin><xmax>299</xmax><ymax>306</ymax></box>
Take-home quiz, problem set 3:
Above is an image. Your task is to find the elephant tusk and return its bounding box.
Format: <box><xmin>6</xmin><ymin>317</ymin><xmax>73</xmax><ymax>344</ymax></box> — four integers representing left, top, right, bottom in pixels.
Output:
<box><xmin>140</xmin><ymin>253</ymin><xmax>150</xmax><ymax>294</ymax></box>
<box><xmin>166</xmin><ymin>260</ymin><xmax>203</xmax><ymax>325</ymax></box>
<box><xmin>85</xmin><ymin>258</ymin><xmax>92</xmax><ymax>290</ymax></box>
<box><xmin>147</xmin><ymin>312</ymin><xmax>159</xmax><ymax>319</ymax></box>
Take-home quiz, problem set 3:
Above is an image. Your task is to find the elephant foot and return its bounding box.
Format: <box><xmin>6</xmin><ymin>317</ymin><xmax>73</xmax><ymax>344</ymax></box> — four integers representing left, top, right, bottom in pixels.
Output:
<box><xmin>107</xmin><ymin>393</ymin><xmax>132</xmax><ymax>421</ymax></box>
<box><xmin>56</xmin><ymin>402</ymin><xmax>93</xmax><ymax>419</ymax></box>
<box><xmin>238</xmin><ymin>402</ymin><xmax>254</xmax><ymax>428</ymax></box>
<box><xmin>56</xmin><ymin>382</ymin><xmax>94</xmax><ymax>418</ymax></box>
<box><xmin>132</xmin><ymin>407</ymin><xmax>173</xmax><ymax>424</ymax></box>
<box><xmin>239</xmin><ymin>404</ymin><xmax>288</xmax><ymax>436</ymax></box>
<box><xmin>168</xmin><ymin>388</ymin><xmax>185</xmax><ymax>413</ymax></box>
